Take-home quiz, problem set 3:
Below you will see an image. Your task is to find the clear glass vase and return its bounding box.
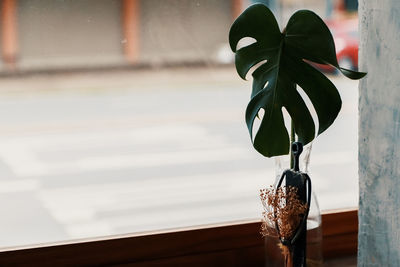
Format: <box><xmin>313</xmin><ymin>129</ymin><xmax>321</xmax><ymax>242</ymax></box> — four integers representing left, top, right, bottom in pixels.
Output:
<box><xmin>264</xmin><ymin>144</ymin><xmax>323</xmax><ymax>267</ymax></box>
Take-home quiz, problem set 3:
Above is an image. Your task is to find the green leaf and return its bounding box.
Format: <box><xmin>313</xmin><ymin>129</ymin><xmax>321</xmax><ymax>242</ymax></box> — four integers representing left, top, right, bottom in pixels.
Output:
<box><xmin>229</xmin><ymin>4</ymin><xmax>366</xmax><ymax>157</ymax></box>
<box><xmin>284</xmin><ymin>9</ymin><xmax>366</xmax><ymax>80</ymax></box>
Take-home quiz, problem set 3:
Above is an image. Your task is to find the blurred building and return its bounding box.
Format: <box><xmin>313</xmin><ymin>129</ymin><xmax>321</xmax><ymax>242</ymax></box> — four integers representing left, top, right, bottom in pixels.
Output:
<box><xmin>0</xmin><ymin>0</ymin><xmax>242</xmax><ymax>72</ymax></box>
<box><xmin>0</xmin><ymin>0</ymin><xmax>356</xmax><ymax>73</ymax></box>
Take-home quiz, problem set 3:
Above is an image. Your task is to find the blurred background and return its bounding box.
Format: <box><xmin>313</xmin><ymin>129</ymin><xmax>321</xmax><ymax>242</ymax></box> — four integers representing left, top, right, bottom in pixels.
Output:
<box><xmin>0</xmin><ymin>0</ymin><xmax>360</xmax><ymax>248</ymax></box>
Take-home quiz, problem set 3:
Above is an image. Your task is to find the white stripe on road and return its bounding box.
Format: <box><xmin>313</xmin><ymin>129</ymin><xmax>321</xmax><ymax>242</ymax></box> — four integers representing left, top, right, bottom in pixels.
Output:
<box><xmin>0</xmin><ymin>179</ymin><xmax>39</xmax><ymax>193</ymax></box>
<box><xmin>38</xmin><ymin>169</ymin><xmax>274</xmax><ymax>219</ymax></box>
<box><xmin>76</xmin><ymin>147</ymin><xmax>250</xmax><ymax>171</ymax></box>
<box><xmin>0</xmin><ymin>124</ymin><xmax>219</xmax><ymax>150</ymax></box>
<box><xmin>37</xmin><ymin>169</ymin><xmax>274</xmax><ymax>237</ymax></box>
<box><xmin>0</xmin><ymin>146</ymin><xmax>251</xmax><ymax>177</ymax></box>
<box><xmin>0</xmin><ymin>124</ymin><xmax>234</xmax><ymax>177</ymax></box>
<box><xmin>0</xmin><ymin>145</ymin><xmax>48</xmax><ymax>177</ymax></box>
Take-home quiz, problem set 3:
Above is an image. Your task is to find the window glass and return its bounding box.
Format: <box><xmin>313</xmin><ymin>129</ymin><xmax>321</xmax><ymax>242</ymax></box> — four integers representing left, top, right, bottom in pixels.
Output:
<box><xmin>0</xmin><ymin>0</ymin><xmax>360</xmax><ymax>248</ymax></box>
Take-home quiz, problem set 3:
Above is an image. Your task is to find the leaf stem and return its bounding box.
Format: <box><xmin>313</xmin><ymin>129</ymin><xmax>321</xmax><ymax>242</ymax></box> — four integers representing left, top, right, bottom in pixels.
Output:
<box><xmin>290</xmin><ymin>119</ymin><xmax>295</xmax><ymax>169</ymax></box>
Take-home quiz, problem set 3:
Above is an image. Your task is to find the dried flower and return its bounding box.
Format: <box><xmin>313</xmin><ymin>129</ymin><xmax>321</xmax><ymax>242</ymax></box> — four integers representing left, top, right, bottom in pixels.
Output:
<box><xmin>260</xmin><ymin>185</ymin><xmax>308</xmax><ymax>240</ymax></box>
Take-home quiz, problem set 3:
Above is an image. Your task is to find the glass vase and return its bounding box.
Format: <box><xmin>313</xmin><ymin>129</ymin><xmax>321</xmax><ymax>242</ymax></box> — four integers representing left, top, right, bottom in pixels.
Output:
<box><xmin>264</xmin><ymin>144</ymin><xmax>323</xmax><ymax>267</ymax></box>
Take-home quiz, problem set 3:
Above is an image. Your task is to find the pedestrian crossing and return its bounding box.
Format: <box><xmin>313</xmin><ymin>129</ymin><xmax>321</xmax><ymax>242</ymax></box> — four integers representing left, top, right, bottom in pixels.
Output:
<box><xmin>0</xmin><ymin>70</ymin><xmax>359</xmax><ymax>248</ymax></box>
<box><xmin>0</xmin><ymin>121</ymin><xmax>357</xmax><ymax>244</ymax></box>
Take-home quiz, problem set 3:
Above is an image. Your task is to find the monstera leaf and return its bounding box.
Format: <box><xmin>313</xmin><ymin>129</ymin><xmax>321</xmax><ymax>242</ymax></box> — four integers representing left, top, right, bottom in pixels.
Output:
<box><xmin>229</xmin><ymin>4</ymin><xmax>366</xmax><ymax>157</ymax></box>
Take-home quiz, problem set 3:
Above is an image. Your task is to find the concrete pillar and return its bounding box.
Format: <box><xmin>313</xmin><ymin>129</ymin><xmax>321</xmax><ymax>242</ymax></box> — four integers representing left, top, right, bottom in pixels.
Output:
<box><xmin>359</xmin><ymin>1</ymin><xmax>400</xmax><ymax>265</ymax></box>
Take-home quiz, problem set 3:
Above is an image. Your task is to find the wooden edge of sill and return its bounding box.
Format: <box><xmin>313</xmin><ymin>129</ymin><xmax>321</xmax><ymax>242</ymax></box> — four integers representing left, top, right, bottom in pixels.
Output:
<box><xmin>0</xmin><ymin>209</ymin><xmax>358</xmax><ymax>266</ymax></box>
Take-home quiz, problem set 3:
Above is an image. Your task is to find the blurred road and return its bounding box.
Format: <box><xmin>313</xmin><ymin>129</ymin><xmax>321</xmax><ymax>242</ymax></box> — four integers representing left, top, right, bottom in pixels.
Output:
<box><xmin>0</xmin><ymin>67</ymin><xmax>359</xmax><ymax>248</ymax></box>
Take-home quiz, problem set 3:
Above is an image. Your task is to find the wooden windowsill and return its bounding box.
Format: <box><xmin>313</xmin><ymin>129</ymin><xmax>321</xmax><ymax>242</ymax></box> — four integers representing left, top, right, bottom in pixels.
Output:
<box><xmin>0</xmin><ymin>209</ymin><xmax>357</xmax><ymax>266</ymax></box>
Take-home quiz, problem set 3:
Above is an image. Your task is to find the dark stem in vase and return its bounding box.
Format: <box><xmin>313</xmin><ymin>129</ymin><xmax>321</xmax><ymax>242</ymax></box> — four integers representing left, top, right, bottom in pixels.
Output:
<box><xmin>287</xmin><ymin>142</ymin><xmax>310</xmax><ymax>267</ymax></box>
<box><xmin>290</xmin><ymin>119</ymin><xmax>295</xmax><ymax>169</ymax></box>
<box><xmin>284</xmin><ymin>169</ymin><xmax>307</xmax><ymax>267</ymax></box>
